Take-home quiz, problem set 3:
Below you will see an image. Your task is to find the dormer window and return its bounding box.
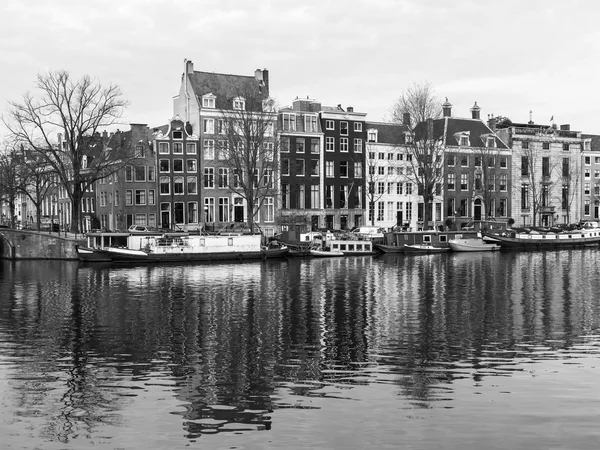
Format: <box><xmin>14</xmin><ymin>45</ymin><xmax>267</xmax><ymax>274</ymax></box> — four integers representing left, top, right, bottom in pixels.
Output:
<box><xmin>367</xmin><ymin>129</ymin><xmax>378</xmax><ymax>143</ymax></box>
<box><xmin>405</xmin><ymin>132</ymin><xmax>413</xmax><ymax>144</ymax></box>
<box><xmin>283</xmin><ymin>113</ymin><xmax>296</xmax><ymax>131</ymax></box>
<box><xmin>233</xmin><ymin>97</ymin><xmax>245</xmax><ymax>110</ymax></box>
<box><xmin>173</xmin><ymin>131</ymin><xmax>183</xmax><ymax>140</ymax></box>
<box><xmin>487</xmin><ymin>136</ymin><xmax>495</xmax><ymax>148</ymax></box>
<box><xmin>460</xmin><ymin>136</ymin><xmax>469</xmax><ymax>146</ymax></box>
<box><xmin>202</xmin><ymin>94</ymin><xmax>216</xmax><ymax>108</ymax></box>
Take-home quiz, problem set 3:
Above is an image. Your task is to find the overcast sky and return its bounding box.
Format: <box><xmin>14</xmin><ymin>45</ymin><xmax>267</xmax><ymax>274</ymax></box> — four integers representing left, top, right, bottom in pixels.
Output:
<box><xmin>1</xmin><ymin>0</ymin><xmax>598</xmax><ymax>134</ymax></box>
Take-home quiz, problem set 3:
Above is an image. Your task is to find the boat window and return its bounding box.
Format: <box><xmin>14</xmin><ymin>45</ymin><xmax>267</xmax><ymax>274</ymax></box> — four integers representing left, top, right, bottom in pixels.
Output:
<box><xmin>340</xmin><ymin>244</ymin><xmax>346</xmax><ymax>251</ymax></box>
<box><xmin>200</xmin><ymin>238</ymin><xmax>205</xmax><ymax>246</ymax></box>
<box><xmin>348</xmin><ymin>244</ymin><xmax>354</xmax><ymax>251</ymax></box>
<box><xmin>228</xmin><ymin>238</ymin><xmax>234</xmax><ymax>246</ymax></box>
<box><xmin>439</xmin><ymin>235</ymin><xmax>447</xmax><ymax>243</ymax></box>
<box><xmin>423</xmin><ymin>235</ymin><xmax>432</xmax><ymax>243</ymax></box>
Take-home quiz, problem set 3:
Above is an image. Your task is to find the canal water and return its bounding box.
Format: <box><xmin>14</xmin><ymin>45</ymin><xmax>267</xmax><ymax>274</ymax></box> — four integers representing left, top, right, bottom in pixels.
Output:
<box><xmin>1</xmin><ymin>251</ymin><xmax>599</xmax><ymax>450</ymax></box>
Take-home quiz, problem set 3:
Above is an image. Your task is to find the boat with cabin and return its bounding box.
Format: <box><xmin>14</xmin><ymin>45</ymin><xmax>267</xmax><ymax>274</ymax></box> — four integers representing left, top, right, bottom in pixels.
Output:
<box><xmin>481</xmin><ymin>221</ymin><xmax>600</xmax><ymax>250</ymax></box>
<box><xmin>448</xmin><ymin>237</ymin><xmax>501</xmax><ymax>252</ymax></box>
<box><xmin>404</xmin><ymin>244</ymin><xmax>450</xmax><ymax>254</ymax></box>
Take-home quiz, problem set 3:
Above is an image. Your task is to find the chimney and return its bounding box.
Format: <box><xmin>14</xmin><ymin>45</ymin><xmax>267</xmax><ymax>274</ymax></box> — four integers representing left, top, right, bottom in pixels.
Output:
<box><xmin>442</xmin><ymin>97</ymin><xmax>452</xmax><ymax>117</ymax></box>
<box><xmin>560</xmin><ymin>124</ymin><xmax>570</xmax><ymax>131</ymax></box>
<box><xmin>471</xmin><ymin>102</ymin><xmax>481</xmax><ymax>120</ymax></box>
<box><xmin>403</xmin><ymin>112</ymin><xmax>411</xmax><ymax>126</ymax></box>
<box><xmin>488</xmin><ymin>114</ymin><xmax>497</xmax><ymax>132</ymax></box>
<box><xmin>255</xmin><ymin>69</ymin><xmax>269</xmax><ymax>93</ymax></box>
<box><xmin>185</xmin><ymin>59</ymin><xmax>194</xmax><ymax>75</ymax></box>
<box><xmin>347</xmin><ymin>106</ymin><xmax>354</xmax><ymax>112</ymax></box>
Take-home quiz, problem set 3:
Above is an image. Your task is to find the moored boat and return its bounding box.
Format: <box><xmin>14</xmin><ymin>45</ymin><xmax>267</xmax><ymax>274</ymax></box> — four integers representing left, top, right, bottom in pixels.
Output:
<box><xmin>76</xmin><ymin>245</ymin><xmax>112</xmax><ymax>262</ymax></box>
<box><xmin>326</xmin><ymin>239</ymin><xmax>377</xmax><ymax>256</ymax></box>
<box><xmin>481</xmin><ymin>221</ymin><xmax>600</xmax><ymax>250</ymax></box>
<box><xmin>448</xmin><ymin>238</ymin><xmax>501</xmax><ymax>252</ymax></box>
<box><xmin>309</xmin><ymin>248</ymin><xmax>344</xmax><ymax>257</ymax></box>
<box><xmin>404</xmin><ymin>244</ymin><xmax>450</xmax><ymax>254</ymax></box>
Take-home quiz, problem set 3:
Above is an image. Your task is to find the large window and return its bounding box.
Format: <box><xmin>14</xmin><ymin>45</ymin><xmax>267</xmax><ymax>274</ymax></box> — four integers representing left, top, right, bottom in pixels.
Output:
<box><xmin>203</xmin><ymin>118</ymin><xmax>214</xmax><ymax>134</ymax></box>
<box><xmin>204</xmin><ymin>168</ymin><xmax>214</xmax><ymax>188</ymax></box>
<box><xmin>187</xmin><ymin>177</ymin><xmax>197</xmax><ymax>194</ymax></box>
<box><xmin>159</xmin><ymin>159</ymin><xmax>170</xmax><ymax>172</ymax></box>
<box><xmin>340</xmin><ymin>161</ymin><xmax>348</xmax><ymax>177</ymax></box>
<box><xmin>311</xmin><ymin>185</ymin><xmax>319</xmax><ymax>209</ymax></box>
<box><xmin>188</xmin><ymin>202</ymin><xmax>198</xmax><ymax>223</ymax></box>
<box><xmin>326</xmin><ymin>137</ymin><xmax>334</xmax><ymax>152</ymax></box>
<box><xmin>340</xmin><ymin>138</ymin><xmax>348</xmax><ymax>152</ymax></box>
<box><xmin>265</xmin><ymin>197</ymin><xmax>274</xmax><ymax>222</ymax></box>
<box><xmin>326</xmin><ymin>161</ymin><xmax>334</xmax><ymax>177</ymax></box>
<box><xmin>218</xmin><ymin>168</ymin><xmax>229</xmax><ymax>188</ymax></box>
<box><xmin>186</xmin><ymin>143</ymin><xmax>197</xmax><ymax>155</ymax></box>
<box><xmin>311</xmin><ymin>159</ymin><xmax>319</xmax><ymax>176</ymax></box>
<box><xmin>135</xmin><ymin>166</ymin><xmax>146</xmax><ymax>182</ymax></box>
<box><xmin>203</xmin><ymin>139</ymin><xmax>215</xmax><ymax>160</ymax></box>
<box><xmin>283</xmin><ymin>113</ymin><xmax>296</xmax><ymax>131</ymax></box>
<box><xmin>460</xmin><ymin>173</ymin><xmax>468</xmax><ymax>190</ymax></box>
<box><xmin>305</xmin><ymin>115</ymin><xmax>317</xmax><ymax>132</ymax></box>
<box><xmin>354</xmin><ymin>162</ymin><xmax>362</xmax><ymax>178</ymax></box>
<box><xmin>340</xmin><ymin>121</ymin><xmax>348</xmax><ymax>135</ymax></box>
<box><xmin>354</xmin><ymin>139</ymin><xmax>362</xmax><ymax>153</ymax></box>
<box><xmin>173</xmin><ymin>177</ymin><xmax>184</xmax><ymax>194</ymax></box>
<box><xmin>218</xmin><ymin>197</ymin><xmax>229</xmax><ymax>222</ymax></box>
<box><xmin>187</xmin><ymin>159</ymin><xmax>197</xmax><ymax>172</ymax></box>
<box><xmin>160</xmin><ymin>177</ymin><xmax>170</xmax><ymax>195</ymax></box>
<box><xmin>135</xmin><ymin>190</ymin><xmax>146</xmax><ymax>205</ymax></box>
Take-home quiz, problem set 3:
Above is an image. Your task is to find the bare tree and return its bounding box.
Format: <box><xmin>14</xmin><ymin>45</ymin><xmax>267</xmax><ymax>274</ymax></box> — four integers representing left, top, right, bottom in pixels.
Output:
<box><xmin>0</xmin><ymin>146</ymin><xmax>25</xmax><ymax>228</ymax></box>
<box><xmin>391</xmin><ymin>83</ymin><xmax>444</xmax><ymax>229</ymax></box>
<box><xmin>389</xmin><ymin>82</ymin><xmax>441</xmax><ymax>128</ymax></box>
<box><xmin>3</xmin><ymin>70</ymin><xmax>130</xmax><ymax>232</ymax></box>
<box><xmin>520</xmin><ymin>143</ymin><xmax>557</xmax><ymax>227</ymax></box>
<box><xmin>18</xmin><ymin>146</ymin><xmax>58</xmax><ymax>230</ymax></box>
<box><xmin>473</xmin><ymin>146</ymin><xmax>503</xmax><ymax>219</ymax></box>
<box><xmin>217</xmin><ymin>81</ymin><xmax>278</xmax><ymax>234</ymax></box>
<box><xmin>561</xmin><ymin>154</ymin><xmax>580</xmax><ymax>224</ymax></box>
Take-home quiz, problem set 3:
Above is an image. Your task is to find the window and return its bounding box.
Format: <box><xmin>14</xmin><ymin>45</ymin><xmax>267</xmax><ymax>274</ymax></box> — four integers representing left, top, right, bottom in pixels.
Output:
<box><xmin>311</xmin><ymin>159</ymin><xmax>319</xmax><ymax>176</ymax></box>
<box><xmin>264</xmin><ymin>197</ymin><xmax>274</xmax><ymax>222</ymax></box>
<box><xmin>397</xmin><ymin>182</ymin><xmax>403</xmax><ymax>195</ymax></box>
<box><xmin>378</xmin><ymin>166</ymin><xmax>385</xmax><ymax>175</ymax></box>
<box><xmin>233</xmin><ymin>97</ymin><xmax>245</xmax><ymax>110</ymax></box>
<box><xmin>488</xmin><ymin>174</ymin><xmax>495</xmax><ymax>191</ymax></box>
<box><xmin>488</xmin><ymin>156</ymin><xmax>495</xmax><ymax>167</ymax></box>
<box><xmin>204</xmin><ymin>168</ymin><xmax>214</xmax><ymax>188</ymax></box>
<box><xmin>187</xmin><ymin>177</ymin><xmax>197</xmax><ymax>194</ymax></box>
<box><xmin>148</xmin><ymin>166</ymin><xmax>155</xmax><ymax>182</ymax></box>
<box><xmin>447</xmin><ymin>198</ymin><xmax>455</xmax><ymax>217</ymax></box>
<box><xmin>218</xmin><ymin>197</ymin><xmax>229</xmax><ymax>222</ymax></box>
<box><xmin>171</xmin><ymin>177</ymin><xmax>182</xmax><ymax>194</ymax></box>
<box><xmin>281</xmin><ymin>158</ymin><xmax>290</xmax><ymax>176</ymax></box>
<box><xmin>475</xmin><ymin>173</ymin><xmax>482</xmax><ymax>190</ymax></box>
<box><xmin>340</xmin><ymin>161</ymin><xmax>348</xmax><ymax>177</ymax></box>
<box><xmin>159</xmin><ymin>159</ymin><xmax>170</xmax><ymax>172</ymax></box>
<box><xmin>460</xmin><ymin>173</ymin><xmax>468</xmax><ymax>190</ymax></box>
<box><xmin>203</xmin><ymin>139</ymin><xmax>215</xmax><ymax>159</ymax></box>
<box><xmin>158</xmin><ymin>142</ymin><xmax>169</xmax><ymax>154</ymax></box>
<box><xmin>563</xmin><ymin>143</ymin><xmax>570</xmax><ymax>151</ymax></box>
<box><xmin>460</xmin><ymin>136</ymin><xmax>469</xmax><ymax>146</ymax></box>
<box><xmin>521</xmin><ymin>156</ymin><xmax>529</xmax><ymax>176</ymax></box>
<box><xmin>498</xmin><ymin>199</ymin><xmax>507</xmax><ymax>217</ymax></box>
<box><xmin>173</xmin><ymin>142</ymin><xmax>183</xmax><ymax>154</ymax></box>
<box><xmin>367</xmin><ymin>129</ymin><xmax>377</xmax><ymax>142</ymax></box>
<box><xmin>585</xmin><ymin>156</ymin><xmax>591</xmax><ymax>165</ymax></box>
<box><xmin>311</xmin><ymin>185</ymin><xmax>320</xmax><ymax>209</ymax></box>
<box><xmin>406</xmin><ymin>182</ymin><xmax>413</xmax><ymax>195</ymax></box>
<box><xmin>135</xmin><ymin>144</ymin><xmax>145</xmax><ymax>158</ymax></box>
<box><xmin>160</xmin><ymin>177</ymin><xmax>170</xmax><ymax>195</ymax></box>
<box><xmin>280</xmin><ymin>137</ymin><xmax>290</xmax><ymax>153</ymax></box>
<box><xmin>296</xmin><ymin>139</ymin><xmax>305</xmax><ymax>153</ymax></box>
<box><xmin>125</xmin><ymin>165</ymin><xmax>133</xmax><ymax>182</ymax></box>
<box><xmin>585</xmin><ymin>200</ymin><xmax>590</xmax><ymax>215</ymax></box>
<box><xmin>585</xmin><ymin>169</ymin><xmax>591</xmax><ymax>179</ymax></box>
<box><xmin>263</xmin><ymin>168</ymin><xmax>273</xmax><ymax>188</ymax></box>
<box><xmin>487</xmin><ymin>137</ymin><xmax>495</xmax><ymax>148</ymax></box>
<box><xmin>283</xmin><ymin>113</ymin><xmax>296</xmax><ymax>131</ymax></box>
<box><xmin>378</xmin><ymin>182</ymin><xmax>385</xmax><ymax>194</ymax></box>
<box><xmin>298</xmin><ymin>185</ymin><xmax>305</xmax><ymax>209</ymax></box>
<box><xmin>500</xmin><ymin>156</ymin><xmax>507</xmax><ymax>168</ymax></box>
<box><xmin>354</xmin><ymin>122</ymin><xmax>362</xmax><ymax>132</ymax></box>
<box><xmin>340</xmin><ymin>121</ymin><xmax>348</xmax><ymax>135</ymax></box>
<box><xmin>542</xmin><ymin>157</ymin><xmax>550</xmax><ymax>177</ymax></box>
<box><xmin>203</xmin><ymin>118</ymin><xmax>215</xmax><ymax>134</ymax></box>
<box><xmin>188</xmin><ymin>202</ymin><xmax>198</xmax><ymax>224</ymax></box>
<box><xmin>339</xmin><ymin>185</ymin><xmax>348</xmax><ymax>208</ymax></box>
<box><xmin>295</xmin><ymin>160</ymin><xmax>305</xmax><ymax>176</ymax></box>
<box><xmin>187</xmin><ymin>159</ymin><xmax>197</xmax><ymax>172</ymax></box>
<box><xmin>354</xmin><ymin>138</ymin><xmax>362</xmax><ymax>153</ymax></box>
<box><xmin>186</xmin><ymin>143</ymin><xmax>197</xmax><ymax>154</ymax></box>
<box><xmin>305</xmin><ymin>115</ymin><xmax>317</xmax><ymax>132</ymax></box>
<box><xmin>521</xmin><ymin>184</ymin><xmax>529</xmax><ymax>209</ymax></box>
<box><xmin>500</xmin><ymin>174</ymin><xmax>507</xmax><ymax>191</ymax></box>
<box><xmin>326</xmin><ymin>161</ymin><xmax>334</xmax><ymax>177</ymax></box>
<box><xmin>447</xmin><ymin>154</ymin><xmax>455</xmax><ymax>166</ymax></box>
<box><xmin>310</xmin><ymin>139</ymin><xmax>319</xmax><ymax>154</ymax></box>
<box><xmin>135</xmin><ymin>189</ymin><xmax>146</xmax><ymax>205</ymax></box>
<box><xmin>340</xmin><ymin>138</ymin><xmax>348</xmax><ymax>152</ymax></box>
<box><xmin>461</xmin><ymin>155</ymin><xmax>469</xmax><ymax>167</ymax></box>
<box><xmin>448</xmin><ymin>173</ymin><xmax>455</xmax><ymax>190</ymax></box>
<box><xmin>202</xmin><ymin>95</ymin><xmax>215</xmax><ymax>108</ymax></box>
<box><xmin>379</xmin><ymin>152</ymin><xmax>385</xmax><ymax>160</ymax></box>
<box><xmin>148</xmin><ymin>190</ymin><xmax>155</xmax><ymax>205</ymax></box>
<box><xmin>326</xmin><ymin>120</ymin><xmax>334</xmax><ymax>130</ymax></box>
<box><xmin>354</xmin><ymin>162</ymin><xmax>362</xmax><ymax>178</ymax></box>
<box><xmin>543</xmin><ymin>142</ymin><xmax>550</xmax><ymax>150</ymax></box>
<box><xmin>217</xmin><ymin>119</ymin><xmax>225</xmax><ymax>134</ymax></box>
<box><xmin>378</xmin><ymin>202</ymin><xmax>385</xmax><ymax>221</ymax></box>
<box><xmin>326</xmin><ymin>137</ymin><xmax>335</xmax><ymax>152</ymax></box>
<box><xmin>325</xmin><ymin>185</ymin><xmax>333</xmax><ymax>208</ymax></box>
<box><xmin>585</xmin><ymin>183</ymin><xmax>590</xmax><ymax>195</ymax></box>
<box><xmin>218</xmin><ymin>168</ymin><xmax>228</xmax><ymax>188</ymax></box>
<box><xmin>522</xmin><ymin>141</ymin><xmax>529</xmax><ymax>150</ymax></box>
<box><xmin>173</xmin><ymin>159</ymin><xmax>183</xmax><ymax>173</ymax></box>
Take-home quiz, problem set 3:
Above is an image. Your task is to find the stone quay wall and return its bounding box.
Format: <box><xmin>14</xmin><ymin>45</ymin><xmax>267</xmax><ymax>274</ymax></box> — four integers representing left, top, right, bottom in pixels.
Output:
<box><xmin>0</xmin><ymin>229</ymin><xmax>82</xmax><ymax>260</ymax></box>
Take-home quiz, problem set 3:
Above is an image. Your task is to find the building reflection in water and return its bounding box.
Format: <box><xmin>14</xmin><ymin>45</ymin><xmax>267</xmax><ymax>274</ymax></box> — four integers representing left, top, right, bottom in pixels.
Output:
<box><xmin>1</xmin><ymin>251</ymin><xmax>599</xmax><ymax>442</ymax></box>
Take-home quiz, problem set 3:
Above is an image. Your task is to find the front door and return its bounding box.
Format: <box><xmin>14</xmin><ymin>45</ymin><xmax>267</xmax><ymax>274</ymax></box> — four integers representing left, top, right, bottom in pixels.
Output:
<box><xmin>474</xmin><ymin>199</ymin><xmax>482</xmax><ymax>221</ymax></box>
<box><xmin>234</xmin><ymin>198</ymin><xmax>244</xmax><ymax>222</ymax></box>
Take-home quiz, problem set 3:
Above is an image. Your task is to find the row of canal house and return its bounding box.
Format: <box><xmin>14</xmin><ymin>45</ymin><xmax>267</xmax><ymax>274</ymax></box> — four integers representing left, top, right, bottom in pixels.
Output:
<box><xmin>85</xmin><ymin>61</ymin><xmax>599</xmax><ymax>234</ymax></box>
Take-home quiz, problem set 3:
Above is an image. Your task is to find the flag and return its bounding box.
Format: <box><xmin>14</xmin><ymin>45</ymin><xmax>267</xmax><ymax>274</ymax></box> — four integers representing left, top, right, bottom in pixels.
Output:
<box><xmin>550</xmin><ymin>115</ymin><xmax>554</xmax><ymax>122</ymax></box>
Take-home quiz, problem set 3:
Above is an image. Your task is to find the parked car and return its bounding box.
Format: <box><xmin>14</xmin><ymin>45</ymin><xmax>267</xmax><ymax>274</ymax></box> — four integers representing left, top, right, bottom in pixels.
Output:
<box><xmin>128</xmin><ymin>225</ymin><xmax>158</xmax><ymax>233</ymax></box>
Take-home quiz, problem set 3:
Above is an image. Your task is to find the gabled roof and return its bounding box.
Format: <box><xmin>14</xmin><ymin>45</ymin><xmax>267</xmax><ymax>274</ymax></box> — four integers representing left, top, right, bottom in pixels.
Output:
<box><xmin>188</xmin><ymin>71</ymin><xmax>268</xmax><ymax>112</ymax></box>
<box><xmin>415</xmin><ymin>117</ymin><xmax>509</xmax><ymax>149</ymax></box>
<box><xmin>582</xmin><ymin>134</ymin><xmax>600</xmax><ymax>151</ymax></box>
<box><xmin>366</xmin><ymin>121</ymin><xmax>409</xmax><ymax>144</ymax></box>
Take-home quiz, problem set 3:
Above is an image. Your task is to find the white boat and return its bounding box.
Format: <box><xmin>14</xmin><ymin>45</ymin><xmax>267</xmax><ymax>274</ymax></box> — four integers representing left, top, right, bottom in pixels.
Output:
<box><xmin>448</xmin><ymin>238</ymin><xmax>501</xmax><ymax>252</ymax></box>
<box><xmin>403</xmin><ymin>244</ymin><xmax>449</xmax><ymax>254</ymax></box>
<box><xmin>309</xmin><ymin>248</ymin><xmax>344</xmax><ymax>257</ymax></box>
